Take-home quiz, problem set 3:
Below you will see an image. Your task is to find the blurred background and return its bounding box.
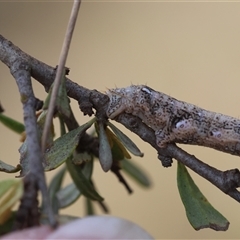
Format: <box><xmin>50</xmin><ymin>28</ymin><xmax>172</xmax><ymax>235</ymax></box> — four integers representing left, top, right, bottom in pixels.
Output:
<box><xmin>1</xmin><ymin>1</ymin><xmax>240</xmax><ymax>238</ymax></box>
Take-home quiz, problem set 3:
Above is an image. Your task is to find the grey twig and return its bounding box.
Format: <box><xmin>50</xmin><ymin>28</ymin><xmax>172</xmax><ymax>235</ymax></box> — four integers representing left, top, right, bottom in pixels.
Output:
<box><xmin>10</xmin><ymin>60</ymin><xmax>56</xmax><ymax>227</ymax></box>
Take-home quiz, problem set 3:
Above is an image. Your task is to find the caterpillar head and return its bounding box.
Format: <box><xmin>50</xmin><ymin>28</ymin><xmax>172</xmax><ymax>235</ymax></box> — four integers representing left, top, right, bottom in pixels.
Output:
<box><xmin>106</xmin><ymin>85</ymin><xmax>142</xmax><ymax>119</ymax></box>
<box><xmin>106</xmin><ymin>89</ymin><xmax>125</xmax><ymax>119</ymax></box>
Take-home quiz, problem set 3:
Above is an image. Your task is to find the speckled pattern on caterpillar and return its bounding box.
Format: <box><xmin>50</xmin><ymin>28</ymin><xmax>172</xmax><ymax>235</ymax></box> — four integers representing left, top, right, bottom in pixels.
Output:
<box><xmin>106</xmin><ymin>85</ymin><xmax>240</xmax><ymax>156</ymax></box>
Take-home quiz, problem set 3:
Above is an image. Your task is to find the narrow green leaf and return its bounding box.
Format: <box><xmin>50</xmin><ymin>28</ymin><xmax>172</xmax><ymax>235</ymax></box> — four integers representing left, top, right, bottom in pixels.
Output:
<box><xmin>0</xmin><ymin>160</ymin><xmax>21</xmax><ymax>173</ymax></box>
<box><xmin>48</xmin><ymin>166</ymin><xmax>66</xmax><ymax>214</ymax></box>
<box><xmin>66</xmin><ymin>157</ymin><xmax>103</xmax><ymax>201</ymax></box>
<box><xmin>44</xmin><ymin>118</ymin><xmax>96</xmax><ymax>171</ymax></box>
<box><xmin>44</xmin><ymin>72</ymin><xmax>71</xmax><ymax>118</ymax></box>
<box><xmin>97</xmin><ymin>122</ymin><xmax>112</xmax><ymax>172</ymax></box>
<box><xmin>121</xmin><ymin>159</ymin><xmax>151</xmax><ymax>187</ymax></box>
<box><xmin>85</xmin><ymin>197</ymin><xmax>95</xmax><ymax>216</ymax></box>
<box><xmin>43</xmin><ymin>83</ymin><xmax>53</xmax><ymax>110</ymax></box>
<box><xmin>107</xmin><ymin>121</ymin><xmax>143</xmax><ymax>157</ymax></box>
<box><xmin>37</xmin><ymin>110</ymin><xmax>54</xmax><ymax>149</ymax></box>
<box><xmin>57</xmin><ymin>159</ymin><xmax>94</xmax><ymax>208</ymax></box>
<box><xmin>0</xmin><ymin>113</ymin><xmax>25</xmax><ymax>134</ymax></box>
<box><xmin>177</xmin><ymin>162</ymin><xmax>229</xmax><ymax>231</ymax></box>
<box><xmin>56</xmin><ymin>74</ymin><xmax>71</xmax><ymax>118</ymax></box>
<box><xmin>58</xmin><ymin>115</ymin><xmax>67</xmax><ymax>136</ymax></box>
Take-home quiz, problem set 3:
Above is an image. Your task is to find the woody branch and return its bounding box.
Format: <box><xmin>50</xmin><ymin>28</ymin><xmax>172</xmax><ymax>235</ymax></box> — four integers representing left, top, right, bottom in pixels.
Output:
<box><xmin>1</xmin><ymin>34</ymin><xmax>240</xmax><ymax>203</ymax></box>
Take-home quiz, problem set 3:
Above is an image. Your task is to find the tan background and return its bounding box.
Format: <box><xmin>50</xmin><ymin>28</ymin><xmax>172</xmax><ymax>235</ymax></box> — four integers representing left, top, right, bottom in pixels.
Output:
<box><xmin>1</xmin><ymin>1</ymin><xmax>240</xmax><ymax>239</ymax></box>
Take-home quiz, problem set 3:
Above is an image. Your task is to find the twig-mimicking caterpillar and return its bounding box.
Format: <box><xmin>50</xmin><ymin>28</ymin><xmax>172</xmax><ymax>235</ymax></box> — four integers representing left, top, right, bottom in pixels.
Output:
<box><xmin>106</xmin><ymin>85</ymin><xmax>240</xmax><ymax>156</ymax></box>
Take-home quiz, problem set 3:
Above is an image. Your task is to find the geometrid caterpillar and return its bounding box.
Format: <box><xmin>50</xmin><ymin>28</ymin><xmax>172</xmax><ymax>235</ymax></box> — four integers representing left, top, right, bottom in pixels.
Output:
<box><xmin>106</xmin><ymin>85</ymin><xmax>240</xmax><ymax>156</ymax></box>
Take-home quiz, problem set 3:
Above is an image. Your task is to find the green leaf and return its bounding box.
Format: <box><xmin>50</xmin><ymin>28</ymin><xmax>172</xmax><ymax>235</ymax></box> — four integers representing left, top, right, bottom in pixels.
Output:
<box><xmin>106</xmin><ymin>127</ymin><xmax>131</xmax><ymax>160</ymax></box>
<box><xmin>56</xmin><ymin>73</ymin><xmax>71</xmax><ymax>118</ymax></box>
<box><xmin>85</xmin><ymin>197</ymin><xmax>95</xmax><ymax>216</ymax></box>
<box><xmin>43</xmin><ymin>71</ymin><xmax>71</xmax><ymax>117</ymax></box>
<box><xmin>40</xmin><ymin>213</ymin><xmax>79</xmax><ymax>225</ymax></box>
<box><xmin>58</xmin><ymin>114</ymin><xmax>67</xmax><ymax>136</ymax></box>
<box><xmin>57</xmin><ymin>159</ymin><xmax>94</xmax><ymax>208</ymax></box>
<box><xmin>97</xmin><ymin>122</ymin><xmax>112</xmax><ymax>172</ymax></box>
<box><xmin>0</xmin><ymin>211</ymin><xmax>16</xmax><ymax>236</ymax></box>
<box><xmin>18</xmin><ymin>118</ymin><xmax>95</xmax><ymax>177</ymax></box>
<box><xmin>0</xmin><ymin>179</ymin><xmax>23</xmax><ymax>224</ymax></box>
<box><xmin>44</xmin><ymin>118</ymin><xmax>96</xmax><ymax>171</ymax></box>
<box><xmin>48</xmin><ymin>166</ymin><xmax>66</xmax><ymax>214</ymax></box>
<box><xmin>0</xmin><ymin>113</ymin><xmax>24</xmax><ymax>134</ymax></box>
<box><xmin>121</xmin><ymin>159</ymin><xmax>151</xmax><ymax>187</ymax></box>
<box><xmin>107</xmin><ymin>121</ymin><xmax>143</xmax><ymax>157</ymax></box>
<box><xmin>66</xmin><ymin>158</ymin><xmax>103</xmax><ymax>201</ymax></box>
<box><xmin>18</xmin><ymin>110</ymin><xmax>55</xmax><ymax>177</ymax></box>
<box><xmin>57</xmin><ymin>183</ymin><xmax>81</xmax><ymax>209</ymax></box>
<box><xmin>177</xmin><ymin>162</ymin><xmax>229</xmax><ymax>231</ymax></box>
<box><xmin>0</xmin><ymin>160</ymin><xmax>21</xmax><ymax>173</ymax></box>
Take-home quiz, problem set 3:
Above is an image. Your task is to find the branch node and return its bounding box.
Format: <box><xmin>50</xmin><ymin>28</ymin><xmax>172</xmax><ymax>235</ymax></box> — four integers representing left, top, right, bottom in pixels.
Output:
<box><xmin>158</xmin><ymin>154</ymin><xmax>173</xmax><ymax>167</ymax></box>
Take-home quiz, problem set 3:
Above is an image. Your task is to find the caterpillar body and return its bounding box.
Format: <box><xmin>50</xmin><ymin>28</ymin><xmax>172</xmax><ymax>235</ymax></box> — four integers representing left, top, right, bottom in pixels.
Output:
<box><xmin>106</xmin><ymin>85</ymin><xmax>240</xmax><ymax>156</ymax></box>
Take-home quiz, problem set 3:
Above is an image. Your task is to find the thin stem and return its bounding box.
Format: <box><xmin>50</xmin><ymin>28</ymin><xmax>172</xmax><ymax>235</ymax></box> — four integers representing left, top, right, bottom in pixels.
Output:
<box><xmin>41</xmin><ymin>0</ymin><xmax>81</xmax><ymax>151</ymax></box>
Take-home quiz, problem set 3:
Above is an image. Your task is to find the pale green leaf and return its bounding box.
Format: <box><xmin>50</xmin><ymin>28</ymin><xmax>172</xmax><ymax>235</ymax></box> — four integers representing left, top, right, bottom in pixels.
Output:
<box><xmin>0</xmin><ymin>179</ymin><xmax>23</xmax><ymax>224</ymax></box>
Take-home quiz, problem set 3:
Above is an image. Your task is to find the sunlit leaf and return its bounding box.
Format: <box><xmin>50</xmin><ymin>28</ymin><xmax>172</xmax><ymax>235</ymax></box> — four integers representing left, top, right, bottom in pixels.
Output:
<box><xmin>107</xmin><ymin>121</ymin><xmax>143</xmax><ymax>157</ymax></box>
<box><xmin>0</xmin><ymin>160</ymin><xmax>21</xmax><ymax>173</ymax></box>
<box><xmin>0</xmin><ymin>113</ymin><xmax>25</xmax><ymax>134</ymax></box>
<box><xmin>0</xmin><ymin>179</ymin><xmax>23</xmax><ymax>224</ymax></box>
<box><xmin>44</xmin><ymin>118</ymin><xmax>96</xmax><ymax>171</ymax></box>
<box><xmin>177</xmin><ymin>162</ymin><xmax>229</xmax><ymax>231</ymax></box>
<box><xmin>97</xmin><ymin>122</ymin><xmax>112</xmax><ymax>172</ymax></box>
<box><xmin>121</xmin><ymin>159</ymin><xmax>151</xmax><ymax>187</ymax></box>
<box><xmin>106</xmin><ymin>127</ymin><xmax>131</xmax><ymax>160</ymax></box>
